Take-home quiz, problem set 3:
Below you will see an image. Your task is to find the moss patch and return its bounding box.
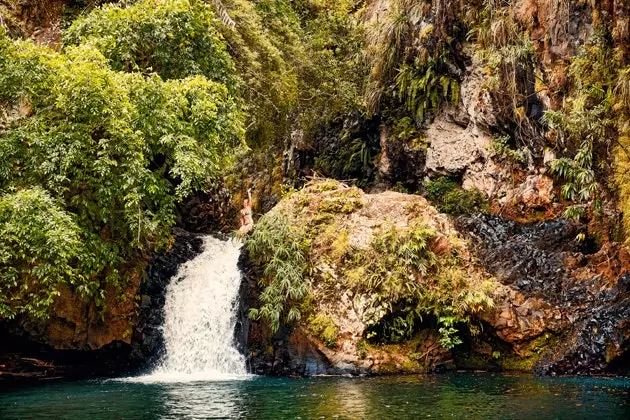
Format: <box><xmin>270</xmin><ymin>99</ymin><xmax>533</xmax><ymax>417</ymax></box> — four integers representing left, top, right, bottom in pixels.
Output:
<box><xmin>307</xmin><ymin>313</ymin><xmax>339</xmax><ymax>348</ymax></box>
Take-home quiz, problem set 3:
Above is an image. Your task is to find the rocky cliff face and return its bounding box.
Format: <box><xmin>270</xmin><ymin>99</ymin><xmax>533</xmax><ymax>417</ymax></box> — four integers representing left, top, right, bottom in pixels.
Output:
<box><xmin>0</xmin><ymin>0</ymin><xmax>66</xmax><ymax>47</ymax></box>
<box><xmin>457</xmin><ymin>214</ymin><xmax>630</xmax><ymax>375</ymax></box>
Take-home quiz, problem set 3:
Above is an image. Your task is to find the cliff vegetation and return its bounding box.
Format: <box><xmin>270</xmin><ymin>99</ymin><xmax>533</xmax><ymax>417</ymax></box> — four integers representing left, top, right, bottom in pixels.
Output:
<box><xmin>2</xmin><ymin>0</ymin><xmax>630</xmax><ymax>377</ymax></box>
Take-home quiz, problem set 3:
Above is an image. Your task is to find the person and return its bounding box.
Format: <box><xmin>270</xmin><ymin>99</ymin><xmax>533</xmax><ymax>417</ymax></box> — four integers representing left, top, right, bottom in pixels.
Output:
<box><xmin>238</xmin><ymin>188</ymin><xmax>254</xmax><ymax>235</ymax></box>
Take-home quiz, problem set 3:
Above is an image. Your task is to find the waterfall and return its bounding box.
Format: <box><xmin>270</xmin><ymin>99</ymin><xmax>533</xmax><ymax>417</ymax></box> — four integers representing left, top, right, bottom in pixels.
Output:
<box><xmin>133</xmin><ymin>235</ymin><xmax>248</xmax><ymax>383</ymax></box>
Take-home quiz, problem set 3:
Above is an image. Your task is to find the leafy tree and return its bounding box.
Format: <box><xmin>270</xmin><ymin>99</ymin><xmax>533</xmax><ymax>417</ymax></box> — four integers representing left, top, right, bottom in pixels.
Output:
<box><xmin>0</xmin><ymin>188</ymin><xmax>87</xmax><ymax>319</ymax></box>
<box><xmin>0</xmin><ymin>27</ymin><xmax>243</xmax><ymax>318</ymax></box>
<box><xmin>64</xmin><ymin>0</ymin><xmax>237</xmax><ymax>89</ymax></box>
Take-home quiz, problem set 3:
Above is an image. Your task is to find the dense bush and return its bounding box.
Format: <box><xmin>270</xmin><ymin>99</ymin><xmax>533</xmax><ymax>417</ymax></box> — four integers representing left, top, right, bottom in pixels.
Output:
<box><xmin>0</xmin><ymin>0</ymin><xmax>369</xmax><ymax>320</ymax></box>
<box><xmin>0</xmin><ymin>26</ymin><xmax>242</xmax><ymax>318</ymax></box>
<box><xmin>64</xmin><ymin>0</ymin><xmax>237</xmax><ymax>89</ymax></box>
<box><xmin>0</xmin><ymin>188</ymin><xmax>87</xmax><ymax>319</ymax></box>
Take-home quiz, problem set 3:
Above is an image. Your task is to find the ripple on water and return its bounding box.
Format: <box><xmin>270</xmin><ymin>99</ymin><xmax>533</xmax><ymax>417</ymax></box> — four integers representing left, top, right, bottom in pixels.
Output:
<box><xmin>1</xmin><ymin>374</ymin><xmax>630</xmax><ymax>419</ymax></box>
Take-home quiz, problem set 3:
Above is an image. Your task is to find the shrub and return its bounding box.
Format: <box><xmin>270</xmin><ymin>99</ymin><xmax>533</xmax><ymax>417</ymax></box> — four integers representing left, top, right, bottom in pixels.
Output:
<box><xmin>364</xmin><ymin>0</ymin><xmax>463</xmax><ymax>119</ymax></box>
<box><xmin>246</xmin><ymin>210</ymin><xmax>310</xmax><ymax>332</ymax></box>
<box><xmin>424</xmin><ymin>177</ymin><xmax>488</xmax><ymax>215</ymax></box>
<box><xmin>0</xmin><ymin>188</ymin><xmax>87</xmax><ymax>319</ymax></box>
<box><xmin>316</xmin><ymin>189</ymin><xmax>363</xmax><ymax>214</ymax></box>
<box><xmin>64</xmin><ymin>0</ymin><xmax>237</xmax><ymax>88</ymax></box>
<box><xmin>490</xmin><ymin>134</ymin><xmax>526</xmax><ymax>164</ymax></box>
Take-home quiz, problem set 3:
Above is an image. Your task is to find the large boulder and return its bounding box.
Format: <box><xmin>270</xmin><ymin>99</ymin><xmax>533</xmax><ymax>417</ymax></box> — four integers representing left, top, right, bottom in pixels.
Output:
<box><xmin>242</xmin><ymin>180</ymin><xmax>630</xmax><ymax>376</ymax></box>
<box><xmin>243</xmin><ymin>179</ymin><xmax>495</xmax><ymax>375</ymax></box>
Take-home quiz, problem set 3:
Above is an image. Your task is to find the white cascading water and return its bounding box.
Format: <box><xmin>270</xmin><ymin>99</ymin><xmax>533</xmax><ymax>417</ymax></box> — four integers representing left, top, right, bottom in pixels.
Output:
<box><xmin>133</xmin><ymin>236</ymin><xmax>248</xmax><ymax>383</ymax></box>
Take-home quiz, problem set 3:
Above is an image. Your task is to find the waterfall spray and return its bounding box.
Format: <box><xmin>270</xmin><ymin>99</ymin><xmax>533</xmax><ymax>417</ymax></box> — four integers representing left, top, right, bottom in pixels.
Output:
<box><xmin>134</xmin><ymin>236</ymin><xmax>248</xmax><ymax>382</ymax></box>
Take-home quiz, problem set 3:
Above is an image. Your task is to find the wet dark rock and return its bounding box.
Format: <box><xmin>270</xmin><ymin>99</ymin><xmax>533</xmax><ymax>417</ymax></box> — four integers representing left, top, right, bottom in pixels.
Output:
<box><xmin>456</xmin><ymin>214</ymin><xmax>585</xmax><ymax>301</ymax></box>
<box><xmin>379</xmin><ymin>137</ymin><xmax>427</xmax><ymax>190</ymax></box>
<box><xmin>457</xmin><ymin>213</ymin><xmax>630</xmax><ymax>375</ymax></box>
<box><xmin>176</xmin><ymin>184</ymin><xmax>235</xmax><ymax>233</ymax></box>
<box><xmin>295</xmin><ymin>113</ymin><xmax>381</xmax><ymax>185</ymax></box>
<box><xmin>236</xmin><ymin>245</ymin><xmax>257</xmax><ymax>360</ymax></box>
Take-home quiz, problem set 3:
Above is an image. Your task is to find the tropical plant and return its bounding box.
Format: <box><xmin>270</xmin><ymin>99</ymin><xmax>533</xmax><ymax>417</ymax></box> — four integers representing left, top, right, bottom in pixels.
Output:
<box><xmin>0</xmin><ymin>28</ymin><xmax>242</xmax><ymax>319</ymax></box>
<box><xmin>365</xmin><ymin>0</ymin><xmax>428</xmax><ymax>113</ymax></box>
<box><xmin>365</xmin><ymin>0</ymin><xmax>464</xmax><ymax>119</ymax></box>
<box><xmin>542</xmin><ymin>34</ymin><xmax>618</xmax><ymax>219</ymax></box>
<box><xmin>395</xmin><ymin>54</ymin><xmax>459</xmax><ymax>121</ymax></box>
<box><xmin>470</xmin><ymin>1</ymin><xmax>537</xmax><ymax>137</ymax></box>
<box><xmin>246</xmin><ymin>210</ymin><xmax>310</xmax><ymax>332</ymax></box>
<box><xmin>64</xmin><ymin>0</ymin><xmax>237</xmax><ymax>89</ymax></box>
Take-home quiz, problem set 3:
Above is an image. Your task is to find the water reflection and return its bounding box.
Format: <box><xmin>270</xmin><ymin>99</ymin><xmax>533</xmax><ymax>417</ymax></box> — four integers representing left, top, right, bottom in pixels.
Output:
<box><xmin>158</xmin><ymin>381</ymin><xmax>247</xmax><ymax>419</ymax></box>
<box><xmin>1</xmin><ymin>374</ymin><xmax>630</xmax><ymax>419</ymax></box>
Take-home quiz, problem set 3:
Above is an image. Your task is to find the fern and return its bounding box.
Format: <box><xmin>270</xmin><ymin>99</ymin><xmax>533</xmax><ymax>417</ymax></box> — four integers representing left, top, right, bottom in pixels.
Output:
<box><xmin>395</xmin><ymin>55</ymin><xmax>459</xmax><ymax>121</ymax></box>
<box><xmin>246</xmin><ymin>210</ymin><xmax>310</xmax><ymax>332</ymax></box>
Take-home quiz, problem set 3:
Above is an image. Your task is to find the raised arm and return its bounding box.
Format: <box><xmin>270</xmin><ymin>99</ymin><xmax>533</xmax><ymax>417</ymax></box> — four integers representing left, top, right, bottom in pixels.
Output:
<box><xmin>247</xmin><ymin>188</ymin><xmax>252</xmax><ymax>203</ymax></box>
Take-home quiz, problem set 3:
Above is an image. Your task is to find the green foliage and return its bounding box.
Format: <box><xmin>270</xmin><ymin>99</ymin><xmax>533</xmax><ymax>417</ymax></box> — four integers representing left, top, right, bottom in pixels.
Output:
<box><xmin>437</xmin><ymin>316</ymin><xmax>463</xmax><ymax>349</ymax></box>
<box><xmin>470</xmin><ymin>2</ymin><xmax>536</xmax><ymax>126</ymax></box>
<box><xmin>391</xmin><ymin>116</ymin><xmax>425</xmax><ymax>146</ymax></box>
<box><xmin>205</xmin><ymin>0</ymin><xmax>300</xmax><ymax>148</ymax></box>
<box><xmin>293</xmin><ymin>0</ymin><xmax>367</xmax><ymax>133</ymax></box>
<box><xmin>0</xmin><ymin>1</ymin><xmax>23</xmax><ymax>36</ymax></box>
<box><xmin>246</xmin><ymin>209</ymin><xmax>310</xmax><ymax>332</ymax></box>
<box><xmin>210</xmin><ymin>0</ymin><xmax>368</xmax><ymax>202</ymax></box>
<box><xmin>356</xmin><ymin>222</ymin><xmax>436</xmax><ymax>344</ymax></box>
<box><xmin>64</xmin><ymin>0</ymin><xmax>367</xmax><ymax>171</ymax></box>
<box><xmin>395</xmin><ymin>54</ymin><xmax>460</xmax><ymax>121</ymax></box>
<box><xmin>348</xmin><ymin>222</ymin><xmax>493</xmax><ymax>346</ymax></box>
<box><xmin>64</xmin><ymin>0</ymin><xmax>237</xmax><ymax>89</ymax></box>
<box><xmin>365</xmin><ymin>0</ymin><xmax>428</xmax><ymax>113</ymax></box>
<box><xmin>542</xmin><ymin>34</ymin><xmax>617</xmax><ymax>217</ymax></box>
<box><xmin>211</xmin><ymin>0</ymin><xmax>366</xmax><ymax>150</ymax></box>
<box><xmin>356</xmin><ymin>338</ymin><xmax>368</xmax><ymax>359</ymax></box>
<box><xmin>307</xmin><ymin>312</ymin><xmax>338</xmax><ymax>348</ymax></box>
<box><xmin>365</xmin><ymin>0</ymin><xmax>462</xmax><ymax>119</ymax></box>
<box><xmin>425</xmin><ymin>177</ymin><xmax>488</xmax><ymax>215</ymax></box>
<box><xmin>490</xmin><ymin>134</ymin><xmax>526</xmax><ymax>164</ymax></box>
<box><xmin>0</xmin><ymin>188</ymin><xmax>87</xmax><ymax>319</ymax></box>
<box><xmin>0</xmin><ymin>25</ymin><xmax>242</xmax><ymax>318</ymax></box>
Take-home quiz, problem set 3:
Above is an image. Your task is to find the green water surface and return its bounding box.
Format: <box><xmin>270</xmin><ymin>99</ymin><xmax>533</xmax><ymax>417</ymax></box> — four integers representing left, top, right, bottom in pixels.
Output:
<box><xmin>1</xmin><ymin>373</ymin><xmax>629</xmax><ymax>419</ymax></box>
